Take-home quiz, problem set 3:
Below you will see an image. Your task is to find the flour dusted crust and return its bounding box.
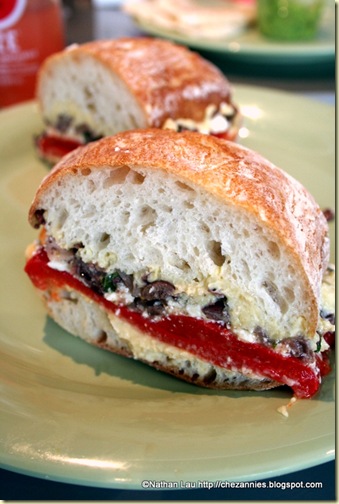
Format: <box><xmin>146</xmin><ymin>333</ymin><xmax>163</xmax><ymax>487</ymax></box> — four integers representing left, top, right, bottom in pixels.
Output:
<box><xmin>37</xmin><ymin>37</ymin><xmax>236</xmax><ymax>132</ymax></box>
<box><xmin>29</xmin><ymin>129</ymin><xmax>330</xmax><ymax>341</ymax></box>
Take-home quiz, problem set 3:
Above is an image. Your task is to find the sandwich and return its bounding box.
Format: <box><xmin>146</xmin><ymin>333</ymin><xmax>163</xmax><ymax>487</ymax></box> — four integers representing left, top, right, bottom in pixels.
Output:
<box><xmin>25</xmin><ymin>128</ymin><xmax>335</xmax><ymax>398</ymax></box>
<box><xmin>35</xmin><ymin>37</ymin><xmax>241</xmax><ymax>165</ymax></box>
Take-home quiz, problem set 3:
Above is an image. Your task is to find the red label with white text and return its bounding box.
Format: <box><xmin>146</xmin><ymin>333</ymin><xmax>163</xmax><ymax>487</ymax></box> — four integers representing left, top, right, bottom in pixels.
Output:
<box><xmin>0</xmin><ymin>0</ymin><xmax>26</xmax><ymax>29</ymax></box>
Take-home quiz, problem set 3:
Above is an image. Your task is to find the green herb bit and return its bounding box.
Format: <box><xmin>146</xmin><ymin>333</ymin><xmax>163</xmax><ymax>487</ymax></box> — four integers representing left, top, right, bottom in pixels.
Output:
<box><xmin>103</xmin><ymin>272</ymin><xmax>121</xmax><ymax>292</ymax></box>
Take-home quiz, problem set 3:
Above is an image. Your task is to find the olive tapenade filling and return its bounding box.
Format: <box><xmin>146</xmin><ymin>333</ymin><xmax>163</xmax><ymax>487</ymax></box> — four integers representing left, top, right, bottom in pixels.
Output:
<box><xmin>42</xmin><ymin>236</ymin><xmax>334</xmax><ymax>361</ymax></box>
<box><xmin>72</xmin><ymin>253</ymin><xmax>230</xmax><ymax>322</ymax></box>
<box><xmin>35</xmin><ymin>115</ymin><xmax>104</xmax><ymax>156</ymax></box>
<box><xmin>163</xmin><ymin>102</ymin><xmax>238</xmax><ymax>135</ymax></box>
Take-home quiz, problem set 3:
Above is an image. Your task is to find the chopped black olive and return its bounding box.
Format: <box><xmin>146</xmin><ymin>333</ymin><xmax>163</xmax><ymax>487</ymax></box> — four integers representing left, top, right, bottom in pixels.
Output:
<box><xmin>177</xmin><ymin>124</ymin><xmax>197</xmax><ymax>133</ymax></box>
<box><xmin>132</xmin><ymin>298</ymin><xmax>167</xmax><ymax>317</ymax></box>
<box><xmin>33</xmin><ymin>209</ymin><xmax>46</xmax><ymax>228</ymax></box>
<box><xmin>202</xmin><ymin>296</ymin><xmax>230</xmax><ymax>324</ymax></box>
<box><xmin>70</xmin><ymin>242</ymin><xmax>84</xmax><ymax>254</ymax></box>
<box><xmin>253</xmin><ymin>327</ymin><xmax>270</xmax><ymax>346</ymax></box>
<box><xmin>75</xmin><ymin>123</ymin><xmax>102</xmax><ymax>143</ymax></box>
<box><xmin>223</xmin><ymin>110</ymin><xmax>236</xmax><ymax>121</ymax></box>
<box><xmin>144</xmin><ymin>300</ymin><xmax>166</xmax><ymax>317</ymax></box>
<box><xmin>140</xmin><ymin>281</ymin><xmax>175</xmax><ymax>301</ymax></box>
<box><xmin>55</xmin><ymin>114</ymin><xmax>73</xmax><ymax>132</ymax></box>
<box><xmin>320</xmin><ymin>309</ymin><xmax>335</xmax><ymax>326</ymax></box>
<box><xmin>118</xmin><ymin>270</ymin><xmax>134</xmax><ymax>292</ymax></box>
<box><xmin>75</xmin><ymin>260</ymin><xmax>105</xmax><ymax>294</ymax></box>
<box><xmin>280</xmin><ymin>337</ymin><xmax>312</xmax><ymax>361</ymax></box>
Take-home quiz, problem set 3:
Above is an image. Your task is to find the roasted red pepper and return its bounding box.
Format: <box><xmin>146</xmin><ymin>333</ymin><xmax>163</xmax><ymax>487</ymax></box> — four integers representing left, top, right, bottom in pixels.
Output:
<box><xmin>25</xmin><ymin>248</ymin><xmax>332</xmax><ymax>398</ymax></box>
<box><xmin>36</xmin><ymin>134</ymin><xmax>82</xmax><ymax>160</ymax></box>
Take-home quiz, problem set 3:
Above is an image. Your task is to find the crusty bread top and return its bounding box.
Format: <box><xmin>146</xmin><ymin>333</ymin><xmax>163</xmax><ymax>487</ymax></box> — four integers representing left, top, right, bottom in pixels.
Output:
<box><xmin>37</xmin><ymin>37</ymin><xmax>233</xmax><ymax>128</ymax></box>
<box><xmin>28</xmin><ymin>129</ymin><xmax>330</xmax><ymax>338</ymax></box>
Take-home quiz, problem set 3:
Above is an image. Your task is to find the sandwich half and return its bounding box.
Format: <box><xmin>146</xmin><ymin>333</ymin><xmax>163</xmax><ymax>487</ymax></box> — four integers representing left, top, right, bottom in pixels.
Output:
<box><xmin>25</xmin><ymin>129</ymin><xmax>335</xmax><ymax>398</ymax></box>
<box><xmin>35</xmin><ymin>37</ymin><xmax>241</xmax><ymax>164</ymax></box>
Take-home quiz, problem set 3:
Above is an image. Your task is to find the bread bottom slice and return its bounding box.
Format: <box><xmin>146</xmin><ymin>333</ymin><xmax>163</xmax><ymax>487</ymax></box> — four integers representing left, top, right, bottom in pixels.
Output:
<box><xmin>40</xmin><ymin>284</ymin><xmax>281</xmax><ymax>392</ymax></box>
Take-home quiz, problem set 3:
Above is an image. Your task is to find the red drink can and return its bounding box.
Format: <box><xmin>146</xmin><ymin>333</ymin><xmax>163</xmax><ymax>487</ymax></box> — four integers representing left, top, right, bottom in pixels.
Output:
<box><xmin>0</xmin><ymin>0</ymin><xmax>64</xmax><ymax>107</ymax></box>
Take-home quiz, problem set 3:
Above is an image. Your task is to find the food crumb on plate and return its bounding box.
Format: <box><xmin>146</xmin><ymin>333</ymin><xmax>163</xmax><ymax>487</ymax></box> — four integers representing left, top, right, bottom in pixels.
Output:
<box><xmin>277</xmin><ymin>396</ymin><xmax>297</xmax><ymax>418</ymax></box>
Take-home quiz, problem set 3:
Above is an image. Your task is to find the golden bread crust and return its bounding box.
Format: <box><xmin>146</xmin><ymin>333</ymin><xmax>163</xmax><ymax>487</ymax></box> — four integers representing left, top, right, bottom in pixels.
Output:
<box><xmin>29</xmin><ymin>129</ymin><xmax>330</xmax><ymax>336</ymax></box>
<box><xmin>37</xmin><ymin>37</ymin><xmax>233</xmax><ymax>127</ymax></box>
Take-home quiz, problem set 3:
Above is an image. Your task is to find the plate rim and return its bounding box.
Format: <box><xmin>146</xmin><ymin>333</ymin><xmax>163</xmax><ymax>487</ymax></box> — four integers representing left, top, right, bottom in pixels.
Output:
<box><xmin>0</xmin><ymin>86</ymin><xmax>335</xmax><ymax>489</ymax></box>
<box><xmin>129</xmin><ymin>3</ymin><xmax>335</xmax><ymax>64</ymax></box>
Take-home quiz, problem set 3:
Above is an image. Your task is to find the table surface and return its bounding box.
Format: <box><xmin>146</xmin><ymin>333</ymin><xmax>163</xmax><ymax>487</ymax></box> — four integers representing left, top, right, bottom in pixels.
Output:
<box><xmin>0</xmin><ymin>461</ymin><xmax>336</xmax><ymax>500</ymax></box>
<box><xmin>1</xmin><ymin>1</ymin><xmax>335</xmax><ymax>500</ymax></box>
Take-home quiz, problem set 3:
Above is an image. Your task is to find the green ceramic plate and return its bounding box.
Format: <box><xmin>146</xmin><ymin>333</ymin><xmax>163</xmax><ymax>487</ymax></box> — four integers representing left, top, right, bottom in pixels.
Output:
<box><xmin>130</xmin><ymin>0</ymin><xmax>334</xmax><ymax>65</ymax></box>
<box><xmin>0</xmin><ymin>86</ymin><xmax>335</xmax><ymax>489</ymax></box>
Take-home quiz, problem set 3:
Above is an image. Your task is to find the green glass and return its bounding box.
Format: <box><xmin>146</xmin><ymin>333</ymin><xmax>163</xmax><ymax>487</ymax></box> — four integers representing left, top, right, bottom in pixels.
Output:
<box><xmin>258</xmin><ymin>0</ymin><xmax>325</xmax><ymax>41</ymax></box>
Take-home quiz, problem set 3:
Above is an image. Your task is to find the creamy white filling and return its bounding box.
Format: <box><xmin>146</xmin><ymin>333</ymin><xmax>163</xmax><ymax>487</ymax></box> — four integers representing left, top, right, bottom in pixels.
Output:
<box><xmin>105</xmin><ymin>286</ymin><xmax>134</xmax><ymax>305</ymax></box>
<box><xmin>107</xmin><ymin>311</ymin><xmax>264</xmax><ymax>382</ymax></box>
<box><xmin>47</xmin><ymin>259</ymin><xmax>70</xmax><ymax>272</ymax></box>
<box><xmin>45</xmin><ymin>102</ymin><xmax>237</xmax><ymax>143</ymax></box>
<box><xmin>45</xmin><ymin>125</ymin><xmax>86</xmax><ymax>144</ymax></box>
<box><xmin>45</xmin><ymin>254</ymin><xmax>334</xmax><ymax>356</ymax></box>
<box><xmin>162</xmin><ymin>102</ymin><xmax>236</xmax><ymax>135</ymax></box>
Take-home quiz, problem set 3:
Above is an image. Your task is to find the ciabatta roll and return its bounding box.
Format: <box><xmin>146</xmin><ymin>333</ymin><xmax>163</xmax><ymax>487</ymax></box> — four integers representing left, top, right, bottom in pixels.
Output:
<box><xmin>35</xmin><ymin>37</ymin><xmax>241</xmax><ymax>164</ymax></box>
<box><xmin>25</xmin><ymin>129</ymin><xmax>335</xmax><ymax>398</ymax></box>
